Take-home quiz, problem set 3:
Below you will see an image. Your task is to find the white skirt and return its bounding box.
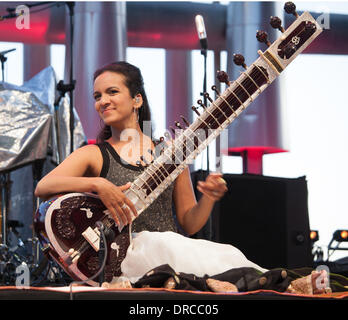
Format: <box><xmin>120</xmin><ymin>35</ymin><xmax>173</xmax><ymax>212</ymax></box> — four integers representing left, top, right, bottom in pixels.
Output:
<box><xmin>120</xmin><ymin>231</ymin><xmax>268</xmax><ymax>283</ymax></box>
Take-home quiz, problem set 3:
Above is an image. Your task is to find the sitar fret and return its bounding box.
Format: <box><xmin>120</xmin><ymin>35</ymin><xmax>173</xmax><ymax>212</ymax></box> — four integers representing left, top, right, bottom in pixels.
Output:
<box><xmin>146</xmin><ymin>165</ymin><xmax>164</xmax><ymax>185</ymax></box>
<box><xmin>224</xmin><ymin>66</ymin><xmax>269</xmax><ymax>113</ymax></box>
<box><xmin>217</xmin><ymin>94</ymin><xmax>238</xmax><ymax>119</ymax></box>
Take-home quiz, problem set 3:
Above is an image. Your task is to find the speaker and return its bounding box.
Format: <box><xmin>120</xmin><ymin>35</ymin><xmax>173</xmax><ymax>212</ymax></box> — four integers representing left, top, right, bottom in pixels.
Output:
<box><xmin>191</xmin><ymin>171</ymin><xmax>314</xmax><ymax>270</ymax></box>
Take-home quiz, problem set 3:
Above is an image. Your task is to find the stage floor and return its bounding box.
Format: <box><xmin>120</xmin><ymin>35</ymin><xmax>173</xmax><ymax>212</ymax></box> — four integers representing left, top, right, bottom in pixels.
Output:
<box><xmin>1</xmin><ymin>285</ymin><xmax>348</xmax><ymax>300</ymax></box>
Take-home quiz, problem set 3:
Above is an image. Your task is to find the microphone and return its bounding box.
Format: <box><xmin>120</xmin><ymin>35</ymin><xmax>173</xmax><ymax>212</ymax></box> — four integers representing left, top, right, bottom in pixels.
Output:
<box><xmin>195</xmin><ymin>15</ymin><xmax>208</xmax><ymax>50</ymax></box>
<box><xmin>0</xmin><ymin>48</ymin><xmax>16</xmax><ymax>56</ymax></box>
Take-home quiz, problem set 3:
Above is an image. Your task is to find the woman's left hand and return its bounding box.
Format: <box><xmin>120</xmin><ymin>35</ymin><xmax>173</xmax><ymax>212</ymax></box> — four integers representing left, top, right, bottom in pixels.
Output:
<box><xmin>196</xmin><ymin>173</ymin><xmax>228</xmax><ymax>202</ymax></box>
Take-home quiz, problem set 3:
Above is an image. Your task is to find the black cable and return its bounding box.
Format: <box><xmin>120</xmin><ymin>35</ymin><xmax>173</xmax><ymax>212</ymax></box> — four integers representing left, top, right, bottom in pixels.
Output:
<box><xmin>69</xmin><ymin>222</ymin><xmax>108</xmax><ymax>300</ymax></box>
<box><xmin>22</xmin><ymin>2</ymin><xmax>52</xmax><ymax>9</ymax></box>
<box><xmin>0</xmin><ymin>2</ymin><xmax>60</xmax><ymax>20</ymax></box>
<box><xmin>28</xmin><ymin>3</ymin><xmax>60</xmax><ymax>15</ymax></box>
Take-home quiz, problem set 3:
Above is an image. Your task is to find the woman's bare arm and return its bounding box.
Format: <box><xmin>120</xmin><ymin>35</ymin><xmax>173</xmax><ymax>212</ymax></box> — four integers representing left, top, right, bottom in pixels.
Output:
<box><xmin>173</xmin><ymin>168</ymin><xmax>227</xmax><ymax>235</ymax></box>
<box><xmin>34</xmin><ymin>145</ymin><xmax>102</xmax><ymax>199</ymax></box>
<box><xmin>34</xmin><ymin>144</ymin><xmax>136</xmax><ymax>226</ymax></box>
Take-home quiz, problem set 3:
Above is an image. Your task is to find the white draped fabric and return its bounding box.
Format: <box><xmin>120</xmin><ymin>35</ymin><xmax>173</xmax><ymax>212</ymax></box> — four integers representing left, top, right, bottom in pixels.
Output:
<box><xmin>120</xmin><ymin>231</ymin><xmax>268</xmax><ymax>283</ymax></box>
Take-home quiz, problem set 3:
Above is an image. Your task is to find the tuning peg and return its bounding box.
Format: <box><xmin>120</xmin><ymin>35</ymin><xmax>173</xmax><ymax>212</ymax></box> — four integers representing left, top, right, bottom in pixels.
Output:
<box><xmin>256</xmin><ymin>30</ymin><xmax>271</xmax><ymax>47</ymax></box>
<box><xmin>140</xmin><ymin>155</ymin><xmax>153</xmax><ymax>166</ymax></box>
<box><xmin>197</xmin><ymin>99</ymin><xmax>207</xmax><ymax>109</ymax></box>
<box><xmin>154</xmin><ymin>136</ymin><xmax>167</xmax><ymax>153</ymax></box>
<box><xmin>174</xmin><ymin>121</ymin><xmax>183</xmax><ymax>129</ymax></box>
<box><xmin>154</xmin><ymin>137</ymin><xmax>163</xmax><ymax>146</ymax></box>
<box><xmin>180</xmin><ymin>115</ymin><xmax>190</xmax><ymax>127</ymax></box>
<box><xmin>170</xmin><ymin>126</ymin><xmax>176</xmax><ymax>135</ymax></box>
<box><xmin>270</xmin><ymin>16</ymin><xmax>285</xmax><ymax>33</ymax></box>
<box><xmin>216</xmin><ymin>70</ymin><xmax>230</xmax><ymax>86</ymax></box>
<box><xmin>136</xmin><ymin>160</ymin><xmax>146</xmax><ymax>169</ymax></box>
<box><xmin>203</xmin><ymin>92</ymin><xmax>213</xmax><ymax>104</ymax></box>
<box><xmin>192</xmin><ymin>106</ymin><xmax>201</xmax><ymax>116</ymax></box>
<box><xmin>284</xmin><ymin>2</ymin><xmax>299</xmax><ymax>18</ymax></box>
<box><xmin>158</xmin><ymin>134</ymin><xmax>169</xmax><ymax>154</ymax></box>
<box><xmin>163</xmin><ymin>132</ymin><xmax>172</xmax><ymax>143</ymax></box>
<box><xmin>305</xmin><ymin>21</ymin><xmax>317</xmax><ymax>32</ymax></box>
<box><xmin>156</xmin><ymin>136</ymin><xmax>165</xmax><ymax>145</ymax></box>
<box><xmin>211</xmin><ymin>85</ymin><xmax>220</xmax><ymax>96</ymax></box>
<box><xmin>233</xmin><ymin>54</ymin><xmax>247</xmax><ymax>69</ymax></box>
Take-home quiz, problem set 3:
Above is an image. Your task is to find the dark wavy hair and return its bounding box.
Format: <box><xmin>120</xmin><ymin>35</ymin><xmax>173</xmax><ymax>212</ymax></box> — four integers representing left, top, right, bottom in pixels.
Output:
<box><xmin>94</xmin><ymin>61</ymin><xmax>152</xmax><ymax>142</ymax></box>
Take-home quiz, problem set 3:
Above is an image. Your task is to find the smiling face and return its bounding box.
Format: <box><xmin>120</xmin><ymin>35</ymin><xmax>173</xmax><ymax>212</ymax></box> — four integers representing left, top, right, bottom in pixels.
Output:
<box><xmin>93</xmin><ymin>71</ymin><xmax>142</xmax><ymax>129</ymax></box>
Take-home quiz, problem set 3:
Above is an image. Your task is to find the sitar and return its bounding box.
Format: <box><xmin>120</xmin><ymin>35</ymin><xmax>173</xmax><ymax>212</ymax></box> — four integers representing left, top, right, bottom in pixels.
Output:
<box><xmin>34</xmin><ymin>3</ymin><xmax>323</xmax><ymax>286</ymax></box>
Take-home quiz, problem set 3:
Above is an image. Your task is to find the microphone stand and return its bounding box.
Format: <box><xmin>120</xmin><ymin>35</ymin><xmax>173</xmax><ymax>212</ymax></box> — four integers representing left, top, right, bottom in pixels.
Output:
<box><xmin>0</xmin><ymin>53</ymin><xmax>6</xmax><ymax>82</ymax></box>
<box><xmin>0</xmin><ymin>50</ymin><xmax>15</xmax><ymax>81</ymax></box>
<box><xmin>198</xmin><ymin>37</ymin><xmax>213</xmax><ymax>241</ymax></box>
<box><xmin>54</xmin><ymin>80</ymin><xmax>76</xmax><ymax>164</ymax></box>
<box><xmin>52</xmin><ymin>2</ymin><xmax>76</xmax><ymax>161</ymax></box>
<box><xmin>66</xmin><ymin>2</ymin><xmax>76</xmax><ymax>155</ymax></box>
<box><xmin>199</xmin><ymin>38</ymin><xmax>209</xmax><ymax>173</ymax></box>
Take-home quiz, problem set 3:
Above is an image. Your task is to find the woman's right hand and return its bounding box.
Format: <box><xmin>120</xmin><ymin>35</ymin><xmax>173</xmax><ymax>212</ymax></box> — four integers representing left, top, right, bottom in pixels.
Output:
<box><xmin>93</xmin><ymin>177</ymin><xmax>137</xmax><ymax>227</ymax></box>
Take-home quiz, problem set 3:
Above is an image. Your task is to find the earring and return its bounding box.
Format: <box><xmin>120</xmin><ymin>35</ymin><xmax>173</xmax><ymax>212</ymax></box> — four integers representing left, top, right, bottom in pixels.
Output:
<box><xmin>134</xmin><ymin>107</ymin><xmax>139</xmax><ymax>123</ymax></box>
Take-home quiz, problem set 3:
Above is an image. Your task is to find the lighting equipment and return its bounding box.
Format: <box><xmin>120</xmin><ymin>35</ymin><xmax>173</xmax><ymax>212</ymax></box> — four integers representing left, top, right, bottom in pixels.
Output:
<box><xmin>327</xmin><ymin>229</ymin><xmax>348</xmax><ymax>261</ymax></box>
<box><xmin>309</xmin><ymin>230</ymin><xmax>323</xmax><ymax>262</ymax></box>
<box><xmin>310</xmin><ymin>230</ymin><xmax>319</xmax><ymax>243</ymax></box>
<box><xmin>333</xmin><ymin>230</ymin><xmax>348</xmax><ymax>242</ymax></box>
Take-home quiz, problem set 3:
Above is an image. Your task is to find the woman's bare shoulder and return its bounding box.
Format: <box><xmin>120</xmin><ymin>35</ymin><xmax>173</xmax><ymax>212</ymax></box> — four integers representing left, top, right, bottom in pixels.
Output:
<box><xmin>70</xmin><ymin>143</ymin><xmax>103</xmax><ymax>157</ymax></box>
<box><xmin>57</xmin><ymin>144</ymin><xmax>103</xmax><ymax>175</ymax></box>
<box><xmin>76</xmin><ymin>143</ymin><xmax>101</xmax><ymax>153</ymax></box>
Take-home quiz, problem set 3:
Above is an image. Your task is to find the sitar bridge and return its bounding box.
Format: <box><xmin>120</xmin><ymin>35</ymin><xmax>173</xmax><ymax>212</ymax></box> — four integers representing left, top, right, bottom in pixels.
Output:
<box><xmin>82</xmin><ymin>226</ymin><xmax>101</xmax><ymax>252</ymax></box>
<box><xmin>260</xmin><ymin>50</ymin><xmax>284</xmax><ymax>74</ymax></box>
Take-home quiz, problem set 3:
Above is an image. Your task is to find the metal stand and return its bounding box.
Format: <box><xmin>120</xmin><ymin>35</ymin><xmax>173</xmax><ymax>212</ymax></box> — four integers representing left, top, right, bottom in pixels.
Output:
<box><xmin>0</xmin><ymin>172</ymin><xmax>18</xmax><ymax>286</ymax></box>
<box><xmin>0</xmin><ymin>48</ymin><xmax>24</xmax><ymax>285</ymax></box>
<box><xmin>52</xmin><ymin>2</ymin><xmax>76</xmax><ymax>160</ymax></box>
<box><xmin>54</xmin><ymin>81</ymin><xmax>75</xmax><ymax>164</ymax></box>
<box><xmin>0</xmin><ymin>49</ymin><xmax>16</xmax><ymax>82</ymax></box>
<box><xmin>31</xmin><ymin>160</ymin><xmax>45</xmax><ymax>266</ymax></box>
<box><xmin>0</xmin><ymin>44</ymin><xmax>47</xmax><ymax>284</ymax></box>
<box><xmin>200</xmin><ymin>47</ymin><xmax>210</xmax><ymax>172</ymax></box>
<box><xmin>0</xmin><ymin>54</ymin><xmax>6</xmax><ymax>82</ymax></box>
<box><xmin>0</xmin><ymin>173</ymin><xmax>11</xmax><ymax>247</ymax></box>
<box><xmin>66</xmin><ymin>2</ymin><xmax>76</xmax><ymax>154</ymax></box>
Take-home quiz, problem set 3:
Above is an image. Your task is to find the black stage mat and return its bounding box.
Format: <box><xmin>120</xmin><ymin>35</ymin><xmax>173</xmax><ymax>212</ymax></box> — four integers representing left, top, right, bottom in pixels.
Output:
<box><xmin>1</xmin><ymin>286</ymin><xmax>347</xmax><ymax>318</ymax></box>
<box><xmin>1</xmin><ymin>286</ymin><xmax>347</xmax><ymax>300</ymax></box>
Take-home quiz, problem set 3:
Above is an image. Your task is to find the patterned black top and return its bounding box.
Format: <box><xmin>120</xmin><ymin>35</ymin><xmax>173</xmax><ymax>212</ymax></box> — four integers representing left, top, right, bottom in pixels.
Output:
<box><xmin>96</xmin><ymin>142</ymin><xmax>177</xmax><ymax>233</ymax></box>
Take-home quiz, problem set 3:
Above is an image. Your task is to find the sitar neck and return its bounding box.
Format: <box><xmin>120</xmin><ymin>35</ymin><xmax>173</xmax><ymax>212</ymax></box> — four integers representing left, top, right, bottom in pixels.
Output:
<box><xmin>120</xmin><ymin>8</ymin><xmax>322</xmax><ymax>227</ymax></box>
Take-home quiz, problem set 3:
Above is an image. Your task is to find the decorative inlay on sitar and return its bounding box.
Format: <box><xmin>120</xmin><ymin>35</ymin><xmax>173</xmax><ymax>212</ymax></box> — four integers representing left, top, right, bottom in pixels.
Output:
<box><xmin>34</xmin><ymin>3</ymin><xmax>323</xmax><ymax>286</ymax></box>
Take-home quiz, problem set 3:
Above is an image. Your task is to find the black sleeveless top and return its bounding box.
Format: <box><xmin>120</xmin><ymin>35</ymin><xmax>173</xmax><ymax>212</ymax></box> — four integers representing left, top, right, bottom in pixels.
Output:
<box><xmin>96</xmin><ymin>142</ymin><xmax>177</xmax><ymax>233</ymax></box>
